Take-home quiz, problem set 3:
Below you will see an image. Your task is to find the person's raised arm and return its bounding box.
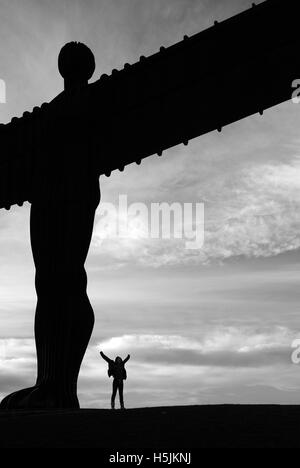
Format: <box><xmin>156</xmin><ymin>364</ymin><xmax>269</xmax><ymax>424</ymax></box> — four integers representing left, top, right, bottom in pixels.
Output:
<box><xmin>123</xmin><ymin>354</ymin><xmax>130</xmax><ymax>364</ymax></box>
<box><xmin>100</xmin><ymin>351</ymin><xmax>111</xmax><ymax>363</ymax></box>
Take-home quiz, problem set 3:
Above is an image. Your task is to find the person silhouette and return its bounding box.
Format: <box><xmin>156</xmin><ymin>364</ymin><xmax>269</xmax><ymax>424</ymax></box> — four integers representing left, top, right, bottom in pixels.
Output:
<box><xmin>100</xmin><ymin>351</ymin><xmax>130</xmax><ymax>410</ymax></box>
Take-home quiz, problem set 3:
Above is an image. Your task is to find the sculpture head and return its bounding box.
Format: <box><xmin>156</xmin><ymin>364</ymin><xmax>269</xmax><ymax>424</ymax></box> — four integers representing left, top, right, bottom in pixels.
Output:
<box><xmin>115</xmin><ymin>356</ymin><xmax>122</xmax><ymax>364</ymax></box>
<box><xmin>58</xmin><ymin>41</ymin><xmax>95</xmax><ymax>90</ymax></box>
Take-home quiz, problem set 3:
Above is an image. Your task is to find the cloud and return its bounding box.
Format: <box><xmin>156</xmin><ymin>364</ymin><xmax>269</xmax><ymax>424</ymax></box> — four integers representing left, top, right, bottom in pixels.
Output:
<box><xmin>1</xmin><ymin>325</ymin><xmax>300</xmax><ymax>407</ymax></box>
<box><xmin>96</xmin><ymin>327</ymin><xmax>295</xmax><ymax>365</ymax></box>
<box><xmin>91</xmin><ymin>157</ymin><xmax>300</xmax><ymax>267</ymax></box>
<box><xmin>0</xmin><ymin>339</ymin><xmax>36</xmax><ymax>398</ymax></box>
<box><xmin>83</xmin><ymin>327</ymin><xmax>300</xmax><ymax>406</ymax></box>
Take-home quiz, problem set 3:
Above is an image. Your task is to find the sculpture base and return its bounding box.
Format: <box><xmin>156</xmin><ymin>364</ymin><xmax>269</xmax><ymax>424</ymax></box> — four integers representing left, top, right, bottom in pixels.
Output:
<box><xmin>0</xmin><ymin>384</ymin><xmax>79</xmax><ymax>410</ymax></box>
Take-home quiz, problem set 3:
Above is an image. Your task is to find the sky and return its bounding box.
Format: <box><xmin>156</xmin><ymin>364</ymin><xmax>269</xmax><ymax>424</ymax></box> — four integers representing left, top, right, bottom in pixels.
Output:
<box><xmin>1</xmin><ymin>0</ymin><xmax>300</xmax><ymax>409</ymax></box>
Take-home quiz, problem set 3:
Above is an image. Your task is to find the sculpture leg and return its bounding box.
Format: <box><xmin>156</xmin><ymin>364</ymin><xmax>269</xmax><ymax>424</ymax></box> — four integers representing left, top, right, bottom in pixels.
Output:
<box><xmin>111</xmin><ymin>380</ymin><xmax>117</xmax><ymax>409</ymax></box>
<box><xmin>0</xmin><ymin>200</ymin><xmax>98</xmax><ymax>409</ymax></box>
<box><xmin>119</xmin><ymin>381</ymin><xmax>124</xmax><ymax>409</ymax></box>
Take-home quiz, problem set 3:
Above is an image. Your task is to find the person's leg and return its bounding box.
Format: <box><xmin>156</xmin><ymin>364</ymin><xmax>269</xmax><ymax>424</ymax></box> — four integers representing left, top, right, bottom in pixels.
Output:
<box><xmin>0</xmin><ymin>200</ymin><xmax>98</xmax><ymax>409</ymax></box>
<box><xmin>119</xmin><ymin>380</ymin><xmax>124</xmax><ymax>409</ymax></box>
<box><xmin>111</xmin><ymin>379</ymin><xmax>118</xmax><ymax>409</ymax></box>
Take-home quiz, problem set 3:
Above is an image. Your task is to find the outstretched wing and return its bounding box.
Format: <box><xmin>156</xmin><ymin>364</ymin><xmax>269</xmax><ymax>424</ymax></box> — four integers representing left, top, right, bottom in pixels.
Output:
<box><xmin>1</xmin><ymin>0</ymin><xmax>300</xmax><ymax>210</ymax></box>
